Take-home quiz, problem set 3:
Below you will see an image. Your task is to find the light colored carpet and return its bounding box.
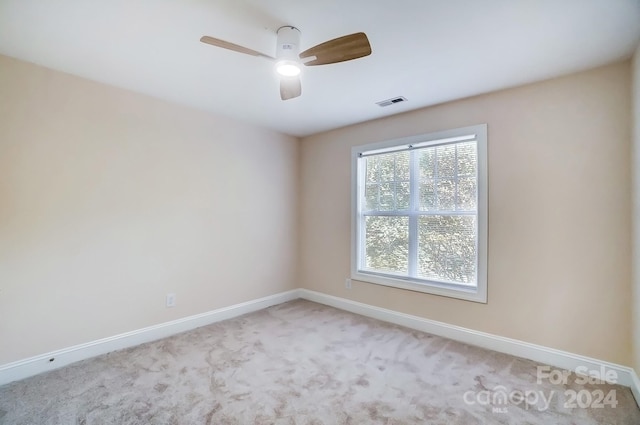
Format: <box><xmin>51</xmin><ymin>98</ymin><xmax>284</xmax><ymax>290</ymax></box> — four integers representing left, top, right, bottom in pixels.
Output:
<box><xmin>0</xmin><ymin>299</ymin><xmax>638</xmax><ymax>424</ymax></box>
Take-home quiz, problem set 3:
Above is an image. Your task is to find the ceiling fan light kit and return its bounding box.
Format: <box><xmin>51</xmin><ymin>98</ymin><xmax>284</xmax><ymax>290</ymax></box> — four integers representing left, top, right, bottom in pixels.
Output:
<box><xmin>200</xmin><ymin>25</ymin><xmax>372</xmax><ymax>100</ymax></box>
<box><xmin>275</xmin><ymin>26</ymin><xmax>302</xmax><ymax>77</ymax></box>
<box><xmin>275</xmin><ymin>61</ymin><xmax>301</xmax><ymax>77</ymax></box>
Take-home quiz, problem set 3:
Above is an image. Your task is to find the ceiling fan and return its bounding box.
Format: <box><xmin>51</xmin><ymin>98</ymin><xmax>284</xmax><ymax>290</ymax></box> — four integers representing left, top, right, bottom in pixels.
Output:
<box><xmin>200</xmin><ymin>26</ymin><xmax>372</xmax><ymax>100</ymax></box>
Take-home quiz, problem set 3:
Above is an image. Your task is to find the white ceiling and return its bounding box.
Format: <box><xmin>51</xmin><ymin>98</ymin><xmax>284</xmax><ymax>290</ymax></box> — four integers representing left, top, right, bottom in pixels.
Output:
<box><xmin>1</xmin><ymin>0</ymin><xmax>639</xmax><ymax>137</ymax></box>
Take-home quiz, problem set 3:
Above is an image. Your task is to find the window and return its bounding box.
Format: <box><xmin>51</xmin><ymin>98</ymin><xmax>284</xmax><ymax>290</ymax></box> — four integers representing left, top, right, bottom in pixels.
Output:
<box><xmin>351</xmin><ymin>125</ymin><xmax>487</xmax><ymax>303</ymax></box>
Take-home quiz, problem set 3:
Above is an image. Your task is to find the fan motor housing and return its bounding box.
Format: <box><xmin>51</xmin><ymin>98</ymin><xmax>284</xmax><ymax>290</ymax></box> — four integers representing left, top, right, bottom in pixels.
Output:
<box><xmin>276</xmin><ymin>26</ymin><xmax>301</xmax><ymax>60</ymax></box>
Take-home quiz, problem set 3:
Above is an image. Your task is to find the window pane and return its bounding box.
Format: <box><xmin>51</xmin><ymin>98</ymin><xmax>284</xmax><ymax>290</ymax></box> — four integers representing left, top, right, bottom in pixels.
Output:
<box><xmin>457</xmin><ymin>142</ymin><xmax>477</xmax><ymax>177</ymax></box>
<box><xmin>397</xmin><ymin>182</ymin><xmax>410</xmax><ymax>210</ymax></box>
<box><xmin>366</xmin><ymin>157</ymin><xmax>379</xmax><ymax>183</ymax></box>
<box><xmin>364</xmin><ymin>216</ymin><xmax>409</xmax><ymax>274</ymax></box>
<box><xmin>437</xmin><ymin>144</ymin><xmax>456</xmax><ymax>177</ymax></box>
<box><xmin>458</xmin><ymin>178</ymin><xmax>477</xmax><ymax>210</ymax></box>
<box><xmin>379</xmin><ymin>183</ymin><xmax>394</xmax><ymax>211</ymax></box>
<box><xmin>418</xmin><ymin>215</ymin><xmax>476</xmax><ymax>285</ymax></box>
<box><xmin>419</xmin><ymin>149</ymin><xmax>435</xmax><ymax>179</ymax></box>
<box><xmin>395</xmin><ymin>151</ymin><xmax>410</xmax><ymax>181</ymax></box>
<box><xmin>379</xmin><ymin>154</ymin><xmax>395</xmax><ymax>181</ymax></box>
<box><xmin>419</xmin><ymin>180</ymin><xmax>436</xmax><ymax>211</ymax></box>
<box><xmin>365</xmin><ymin>184</ymin><xmax>378</xmax><ymax>210</ymax></box>
<box><xmin>437</xmin><ymin>179</ymin><xmax>455</xmax><ymax>210</ymax></box>
<box><xmin>363</xmin><ymin>151</ymin><xmax>412</xmax><ymax>212</ymax></box>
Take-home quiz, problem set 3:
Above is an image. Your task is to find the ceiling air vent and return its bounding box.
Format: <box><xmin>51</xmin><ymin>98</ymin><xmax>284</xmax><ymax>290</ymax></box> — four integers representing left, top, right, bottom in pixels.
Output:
<box><xmin>376</xmin><ymin>96</ymin><xmax>407</xmax><ymax>107</ymax></box>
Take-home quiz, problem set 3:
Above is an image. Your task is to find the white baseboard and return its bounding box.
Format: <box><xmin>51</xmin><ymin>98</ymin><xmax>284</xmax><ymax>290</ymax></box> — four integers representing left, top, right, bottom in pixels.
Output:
<box><xmin>299</xmin><ymin>289</ymin><xmax>640</xmax><ymax>404</ymax></box>
<box><xmin>632</xmin><ymin>370</ymin><xmax>640</xmax><ymax>407</ymax></box>
<box><xmin>0</xmin><ymin>289</ymin><xmax>299</xmax><ymax>386</ymax></box>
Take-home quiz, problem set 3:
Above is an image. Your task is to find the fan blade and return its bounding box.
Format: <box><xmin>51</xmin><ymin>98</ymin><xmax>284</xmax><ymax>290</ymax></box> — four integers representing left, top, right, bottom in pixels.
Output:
<box><xmin>200</xmin><ymin>36</ymin><xmax>274</xmax><ymax>59</ymax></box>
<box><xmin>299</xmin><ymin>32</ymin><xmax>371</xmax><ymax>66</ymax></box>
<box><xmin>280</xmin><ymin>77</ymin><xmax>301</xmax><ymax>100</ymax></box>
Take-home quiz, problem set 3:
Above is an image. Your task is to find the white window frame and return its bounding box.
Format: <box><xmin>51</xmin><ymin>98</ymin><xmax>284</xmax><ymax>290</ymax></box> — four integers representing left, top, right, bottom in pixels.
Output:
<box><xmin>351</xmin><ymin>124</ymin><xmax>488</xmax><ymax>303</ymax></box>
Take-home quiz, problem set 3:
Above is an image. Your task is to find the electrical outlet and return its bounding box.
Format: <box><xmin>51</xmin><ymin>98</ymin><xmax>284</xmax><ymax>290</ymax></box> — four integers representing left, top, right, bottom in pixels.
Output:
<box><xmin>166</xmin><ymin>293</ymin><xmax>176</xmax><ymax>308</ymax></box>
<box><xmin>345</xmin><ymin>278</ymin><xmax>352</xmax><ymax>290</ymax></box>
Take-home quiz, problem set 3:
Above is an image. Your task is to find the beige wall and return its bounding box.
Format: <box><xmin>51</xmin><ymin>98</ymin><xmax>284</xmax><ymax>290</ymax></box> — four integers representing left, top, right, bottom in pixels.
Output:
<box><xmin>0</xmin><ymin>55</ymin><xmax>299</xmax><ymax>365</ymax></box>
<box><xmin>633</xmin><ymin>44</ymin><xmax>640</xmax><ymax>373</ymax></box>
<box><xmin>300</xmin><ymin>62</ymin><xmax>632</xmax><ymax>365</ymax></box>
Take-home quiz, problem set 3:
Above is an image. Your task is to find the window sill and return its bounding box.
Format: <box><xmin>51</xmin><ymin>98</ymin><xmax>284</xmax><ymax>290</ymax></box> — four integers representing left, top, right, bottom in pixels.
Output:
<box><xmin>351</xmin><ymin>271</ymin><xmax>487</xmax><ymax>303</ymax></box>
